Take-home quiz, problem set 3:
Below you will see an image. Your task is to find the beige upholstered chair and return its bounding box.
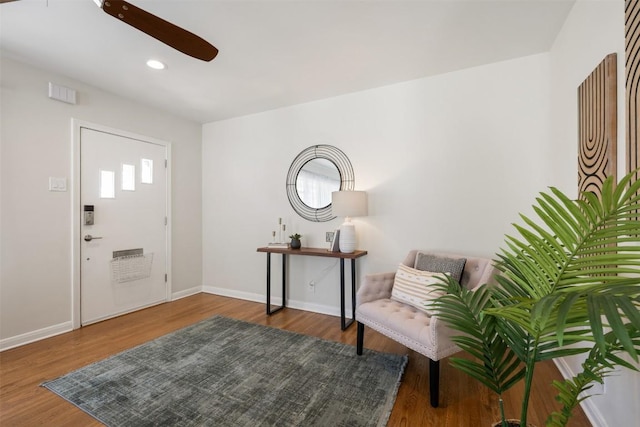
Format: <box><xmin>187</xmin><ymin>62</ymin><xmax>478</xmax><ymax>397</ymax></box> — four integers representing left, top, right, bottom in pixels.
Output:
<box><xmin>356</xmin><ymin>250</ymin><xmax>498</xmax><ymax>407</ymax></box>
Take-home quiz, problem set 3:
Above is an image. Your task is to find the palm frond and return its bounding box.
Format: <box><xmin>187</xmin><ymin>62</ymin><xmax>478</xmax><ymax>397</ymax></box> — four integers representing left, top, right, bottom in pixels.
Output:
<box><xmin>546</xmin><ymin>327</ymin><xmax>640</xmax><ymax>427</ymax></box>
<box><xmin>434</xmin><ymin>171</ymin><xmax>640</xmax><ymax>427</ymax></box>
<box><xmin>432</xmin><ymin>277</ymin><xmax>525</xmax><ymax>395</ymax></box>
<box><xmin>494</xmin><ymin>173</ymin><xmax>640</xmax><ymax>361</ymax></box>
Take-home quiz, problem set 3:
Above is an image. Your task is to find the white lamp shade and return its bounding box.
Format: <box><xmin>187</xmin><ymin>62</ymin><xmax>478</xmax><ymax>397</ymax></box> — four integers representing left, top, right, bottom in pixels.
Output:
<box><xmin>331</xmin><ymin>191</ymin><xmax>368</xmax><ymax>218</ymax></box>
<box><xmin>332</xmin><ymin>191</ymin><xmax>367</xmax><ymax>253</ymax></box>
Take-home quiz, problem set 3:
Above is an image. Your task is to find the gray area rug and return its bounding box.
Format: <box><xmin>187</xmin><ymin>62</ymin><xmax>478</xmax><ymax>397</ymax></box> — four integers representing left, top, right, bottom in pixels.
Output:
<box><xmin>42</xmin><ymin>316</ymin><xmax>407</xmax><ymax>426</ymax></box>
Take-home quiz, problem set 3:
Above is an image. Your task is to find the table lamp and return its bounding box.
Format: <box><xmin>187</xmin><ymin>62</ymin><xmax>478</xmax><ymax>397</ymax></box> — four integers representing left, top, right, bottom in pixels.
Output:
<box><xmin>331</xmin><ymin>190</ymin><xmax>368</xmax><ymax>253</ymax></box>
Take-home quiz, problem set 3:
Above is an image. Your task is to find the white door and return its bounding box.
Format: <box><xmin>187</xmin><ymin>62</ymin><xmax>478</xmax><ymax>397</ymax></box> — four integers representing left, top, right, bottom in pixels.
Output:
<box><xmin>80</xmin><ymin>127</ymin><xmax>168</xmax><ymax>325</ymax></box>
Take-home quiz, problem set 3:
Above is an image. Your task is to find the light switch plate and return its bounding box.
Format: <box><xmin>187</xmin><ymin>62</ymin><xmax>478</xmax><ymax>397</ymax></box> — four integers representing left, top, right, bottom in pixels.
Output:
<box><xmin>49</xmin><ymin>177</ymin><xmax>67</xmax><ymax>192</ymax></box>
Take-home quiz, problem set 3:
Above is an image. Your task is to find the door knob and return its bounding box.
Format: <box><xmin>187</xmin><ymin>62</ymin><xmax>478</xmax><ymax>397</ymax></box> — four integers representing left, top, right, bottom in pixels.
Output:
<box><xmin>84</xmin><ymin>234</ymin><xmax>103</xmax><ymax>242</ymax></box>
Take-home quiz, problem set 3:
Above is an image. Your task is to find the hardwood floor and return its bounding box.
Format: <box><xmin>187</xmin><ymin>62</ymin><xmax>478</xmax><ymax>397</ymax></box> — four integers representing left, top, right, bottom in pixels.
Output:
<box><xmin>0</xmin><ymin>293</ymin><xmax>591</xmax><ymax>426</ymax></box>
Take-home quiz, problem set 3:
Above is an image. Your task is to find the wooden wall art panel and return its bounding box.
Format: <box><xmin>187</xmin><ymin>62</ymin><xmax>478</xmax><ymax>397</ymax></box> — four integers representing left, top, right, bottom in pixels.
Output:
<box><xmin>627</xmin><ymin>0</ymin><xmax>640</xmax><ymax>179</ymax></box>
<box><xmin>578</xmin><ymin>53</ymin><xmax>617</xmax><ymax>198</ymax></box>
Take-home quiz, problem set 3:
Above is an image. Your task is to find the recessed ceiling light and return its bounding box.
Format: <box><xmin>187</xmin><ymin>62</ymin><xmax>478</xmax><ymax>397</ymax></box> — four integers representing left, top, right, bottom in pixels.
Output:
<box><xmin>146</xmin><ymin>59</ymin><xmax>166</xmax><ymax>70</ymax></box>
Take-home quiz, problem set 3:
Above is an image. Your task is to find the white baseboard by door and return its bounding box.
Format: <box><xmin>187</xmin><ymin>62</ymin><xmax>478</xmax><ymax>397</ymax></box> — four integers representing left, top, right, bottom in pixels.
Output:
<box><xmin>202</xmin><ymin>286</ymin><xmax>264</xmax><ymax>304</ymax></box>
<box><xmin>171</xmin><ymin>286</ymin><xmax>202</xmax><ymax>301</ymax></box>
<box><xmin>0</xmin><ymin>321</ymin><xmax>73</xmax><ymax>352</ymax></box>
<box><xmin>1</xmin><ymin>287</ymin><xmax>350</xmax><ymax>352</ymax></box>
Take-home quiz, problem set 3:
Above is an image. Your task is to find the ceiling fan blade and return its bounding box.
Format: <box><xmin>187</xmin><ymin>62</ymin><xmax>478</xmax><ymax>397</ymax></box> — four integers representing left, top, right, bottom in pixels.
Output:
<box><xmin>100</xmin><ymin>0</ymin><xmax>218</xmax><ymax>62</ymax></box>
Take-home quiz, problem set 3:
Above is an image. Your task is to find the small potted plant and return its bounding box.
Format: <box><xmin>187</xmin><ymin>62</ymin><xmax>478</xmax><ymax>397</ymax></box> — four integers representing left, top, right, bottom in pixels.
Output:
<box><xmin>289</xmin><ymin>233</ymin><xmax>302</xmax><ymax>249</ymax></box>
<box><xmin>433</xmin><ymin>172</ymin><xmax>640</xmax><ymax>427</ymax></box>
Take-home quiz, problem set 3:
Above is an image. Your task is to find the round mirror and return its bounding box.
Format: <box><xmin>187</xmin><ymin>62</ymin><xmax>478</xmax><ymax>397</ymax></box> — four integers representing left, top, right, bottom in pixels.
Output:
<box><xmin>296</xmin><ymin>159</ymin><xmax>341</xmax><ymax>209</ymax></box>
<box><xmin>286</xmin><ymin>145</ymin><xmax>355</xmax><ymax>222</ymax></box>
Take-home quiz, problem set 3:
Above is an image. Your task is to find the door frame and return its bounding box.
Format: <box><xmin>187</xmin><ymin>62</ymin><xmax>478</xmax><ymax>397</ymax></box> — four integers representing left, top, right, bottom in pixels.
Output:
<box><xmin>71</xmin><ymin>119</ymin><xmax>172</xmax><ymax>330</ymax></box>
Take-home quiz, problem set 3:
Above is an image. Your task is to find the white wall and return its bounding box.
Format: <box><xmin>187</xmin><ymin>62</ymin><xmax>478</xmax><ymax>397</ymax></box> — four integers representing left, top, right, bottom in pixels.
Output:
<box><xmin>549</xmin><ymin>1</ymin><xmax>639</xmax><ymax>426</ymax></box>
<box><xmin>202</xmin><ymin>2</ymin><xmax>638</xmax><ymax>424</ymax></box>
<box><xmin>0</xmin><ymin>56</ymin><xmax>203</xmax><ymax>348</ymax></box>
<box><xmin>202</xmin><ymin>52</ymin><xmax>551</xmax><ymax>317</ymax></box>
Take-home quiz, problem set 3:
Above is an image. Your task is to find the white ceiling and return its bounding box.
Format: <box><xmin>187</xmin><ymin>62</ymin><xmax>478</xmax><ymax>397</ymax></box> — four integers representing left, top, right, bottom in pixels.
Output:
<box><xmin>0</xmin><ymin>0</ymin><xmax>576</xmax><ymax>124</ymax></box>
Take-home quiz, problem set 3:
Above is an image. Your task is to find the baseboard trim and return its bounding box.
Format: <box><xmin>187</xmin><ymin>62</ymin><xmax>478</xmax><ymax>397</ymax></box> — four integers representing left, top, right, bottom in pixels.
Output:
<box><xmin>0</xmin><ymin>321</ymin><xmax>73</xmax><ymax>352</ymax></box>
<box><xmin>202</xmin><ymin>286</ymin><xmax>265</xmax><ymax>304</ymax></box>
<box><xmin>2</xmin><ymin>288</ymin><xmax>351</xmax><ymax>352</ymax></box>
<box><xmin>202</xmin><ymin>286</ymin><xmax>349</xmax><ymax>319</ymax></box>
<box><xmin>553</xmin><ymin>358</ymin><xmax>608</xmax><ymax>427</ymax></box>
<box><xmin>171</xmin><ymin>286</ymin><xmax>202</xmax><ymax>301</ymax></box>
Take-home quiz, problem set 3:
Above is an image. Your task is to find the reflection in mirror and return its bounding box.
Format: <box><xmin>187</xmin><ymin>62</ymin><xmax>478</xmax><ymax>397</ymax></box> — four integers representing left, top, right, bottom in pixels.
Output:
<box><xmin>296</xmin><ymin>159</ymin><xmax>340</xmax><ymax>209</ymax></box>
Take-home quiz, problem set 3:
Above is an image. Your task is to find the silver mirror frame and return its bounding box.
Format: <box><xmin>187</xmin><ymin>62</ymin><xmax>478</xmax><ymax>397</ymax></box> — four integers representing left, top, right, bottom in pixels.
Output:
<box><xmin>286</xmin><ymin>145</ymin><xmax>355</xmax><ymax>222</ymax></box>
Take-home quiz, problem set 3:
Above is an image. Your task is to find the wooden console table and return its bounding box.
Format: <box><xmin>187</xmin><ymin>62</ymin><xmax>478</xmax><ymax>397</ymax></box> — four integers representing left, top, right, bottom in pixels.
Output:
<box><xmin>256</xmin><ymin>247</ymin><xmax>368</xmax><ymax>330</ymax></box>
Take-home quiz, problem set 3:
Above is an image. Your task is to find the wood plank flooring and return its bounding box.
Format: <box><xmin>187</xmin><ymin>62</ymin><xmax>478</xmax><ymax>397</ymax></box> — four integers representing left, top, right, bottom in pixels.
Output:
<box><xmin>0</xmin><ymin>293</ymin><xmax>591</xmax><ymax>426</ymax></box>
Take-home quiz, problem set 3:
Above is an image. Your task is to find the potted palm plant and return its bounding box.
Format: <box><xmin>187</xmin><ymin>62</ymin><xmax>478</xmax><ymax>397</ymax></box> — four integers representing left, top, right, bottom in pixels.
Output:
<box><xmin>433</xmin><ymin>172</ymin><xmax>640</xmax><ymax>427</ymax></box>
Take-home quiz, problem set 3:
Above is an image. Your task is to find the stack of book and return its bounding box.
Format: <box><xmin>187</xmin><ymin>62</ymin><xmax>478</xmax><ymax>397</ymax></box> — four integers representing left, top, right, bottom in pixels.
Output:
<box><xmin>268</xmin><ymin>242</ymin><xmax>289</xmax><ymax>248</ymax></box>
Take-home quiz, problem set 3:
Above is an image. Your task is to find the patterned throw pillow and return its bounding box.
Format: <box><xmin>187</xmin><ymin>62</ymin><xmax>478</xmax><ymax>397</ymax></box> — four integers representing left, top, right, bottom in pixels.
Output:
<box><xmin>414</xmin><ymin>252</ymin><xmax>466</xmax><ymax>283</ymax></box>
<box><xmin>390</xmin><ymin>263</ymin><xmax>447</xmax><ymax>316</ymax></box>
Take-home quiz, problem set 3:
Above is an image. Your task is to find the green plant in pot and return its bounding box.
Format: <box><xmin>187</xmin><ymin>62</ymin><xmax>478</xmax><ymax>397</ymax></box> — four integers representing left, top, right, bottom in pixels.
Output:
<box><xmin>289</xmin><ymin>233</ymin><xmax>302</xmax><ymax>249</ymax></box>
<box><xmin>432</xmin><ymin>172</ymin><xmax>640</xmax><ymax>427</ymax></box>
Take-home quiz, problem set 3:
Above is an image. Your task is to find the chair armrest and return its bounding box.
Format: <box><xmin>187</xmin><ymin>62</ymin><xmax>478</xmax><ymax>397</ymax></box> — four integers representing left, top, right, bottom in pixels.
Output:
<box><xmin>428</xmin><ymin>283</ymin><xmax>483</xmax><ymax>358</ymax></box>
<box><xmin>428</xmin><ymin>316</ymin><xmax>458</xmax><ymax>355</ymax></box>
<box><xmin>356</xmin><ymin>272</ymin><xmax>395</xmax><ymax>306</ymax></box>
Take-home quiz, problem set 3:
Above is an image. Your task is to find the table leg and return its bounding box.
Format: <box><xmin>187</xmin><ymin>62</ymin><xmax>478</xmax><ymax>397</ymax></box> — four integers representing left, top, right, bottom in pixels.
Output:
<box><xmin>266</xmin><ymin>252</ymin><xmax>271</xmax><ymax>314</ymax></box>
<box><xmin>340</xmin><ymin>258</ymin><xmax>355</xmax><ymax>330</ymax></box>
<box><xmin>340</xmin><ymin>259</ymin><xmax>346</xmax><ymax>329</ymax></box>
<box><xmin>351</xmin><ymin>258</ymin><xmax>356</xmax><ymax>323</ymax></box>
<box><xmin>266</xmin><ymin>252</ymin><xmax>285</xmax><ymax>315</ymax></box>
<box><xmin>281</xmin><ymin>254</ymin><xmax>287</xmax><ymax>309</ymax></box>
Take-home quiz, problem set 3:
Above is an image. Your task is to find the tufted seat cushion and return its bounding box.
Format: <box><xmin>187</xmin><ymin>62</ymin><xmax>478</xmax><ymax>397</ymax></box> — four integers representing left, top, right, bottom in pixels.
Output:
<box><xmin>357</xmin><ymin>298</ymin><xmax>439</xmax><ymax>356</ymax></box>
<box><xmin>355</xmin><ymin>250</ymin><xmax>498</xmax><ymax>407</ymax></box>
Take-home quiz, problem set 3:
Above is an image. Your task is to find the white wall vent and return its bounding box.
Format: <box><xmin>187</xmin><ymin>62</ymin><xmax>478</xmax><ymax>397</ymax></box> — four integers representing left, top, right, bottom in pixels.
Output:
<box><xmin>48</xmin><ymin>82</ymin><xmax>77</xmax><ymax>104</ymax></box>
